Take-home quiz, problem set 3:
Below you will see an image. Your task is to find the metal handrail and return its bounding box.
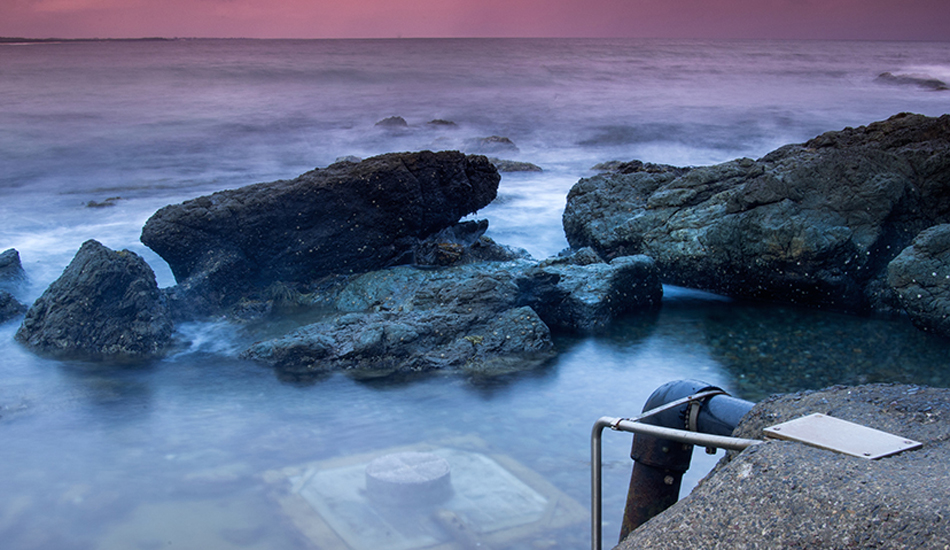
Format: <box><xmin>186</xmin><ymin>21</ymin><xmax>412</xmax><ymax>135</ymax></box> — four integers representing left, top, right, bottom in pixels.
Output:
<box><xmin>591</xmin><ymin>392</ymin><xmax>762</xmax><ymax>550</ymax></box>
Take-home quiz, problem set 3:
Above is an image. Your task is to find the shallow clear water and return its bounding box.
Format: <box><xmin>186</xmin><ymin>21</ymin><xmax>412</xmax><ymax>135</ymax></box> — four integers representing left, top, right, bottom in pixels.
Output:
<box><xmin>2</xmin><ymin>38</ymin><xmax>950</xmax><ymax>549</ymax></box>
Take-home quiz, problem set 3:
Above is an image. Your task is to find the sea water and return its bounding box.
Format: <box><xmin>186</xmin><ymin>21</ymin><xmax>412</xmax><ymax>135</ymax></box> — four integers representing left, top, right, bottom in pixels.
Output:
<box><xmin>1</xmin><ymin>38</ymin><xmax>950</xmax><ymax>549</ymax></box>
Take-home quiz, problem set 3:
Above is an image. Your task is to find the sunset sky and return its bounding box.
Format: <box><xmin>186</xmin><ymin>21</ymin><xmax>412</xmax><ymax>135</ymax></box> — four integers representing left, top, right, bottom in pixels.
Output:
<box><xmin>2</xmin><ymin>0</ymin><xmax>949</xmax><ymax>41</ymax></box>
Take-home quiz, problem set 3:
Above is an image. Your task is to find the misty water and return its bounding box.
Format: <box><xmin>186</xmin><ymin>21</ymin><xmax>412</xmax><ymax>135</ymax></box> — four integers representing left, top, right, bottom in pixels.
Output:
<box><xmin>2</xmin><ymin>38</ymin><xmax>950</xmax><ymax>549</ymax></box>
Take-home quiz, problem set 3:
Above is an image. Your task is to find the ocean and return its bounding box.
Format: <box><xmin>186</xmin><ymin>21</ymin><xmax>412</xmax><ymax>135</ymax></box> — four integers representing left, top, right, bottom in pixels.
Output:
<box><xmin>1</xmin><ymin>38</ymin><xmax>949</xmax><ymax>549</ymax></box>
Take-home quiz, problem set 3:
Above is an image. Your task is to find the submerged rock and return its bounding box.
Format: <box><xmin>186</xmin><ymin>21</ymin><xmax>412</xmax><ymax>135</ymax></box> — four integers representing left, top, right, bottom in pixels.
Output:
<box><xmin>15</xmin><ymin>240</ymin><xmax>172</xmax><ymax>360</ymax></box>
<box><xmin>141</xmin><ymin>151</ymin><xmax>500</xmax><ymax>316</ymax></box>
<box><xmin>888</xmin><ymin>224</ymin><xmax>950</xmax><ymax>336</ymax></box>
<box><xmin>487</xmin><ymin>158</ymin><xmax>543</xmax><ymax>172</ymax></box>
<box><xmin>564</xmin><ymin>113</ymin><xmax>950</xmax><ymax>314</ymax></box>
<box><xmin>619</xmin><ymin>384</ymin><xmax>950</xmax><ymax>549</ymax></box>
<box><xmin>876</xmin><ymin>71</ymin><xmax>949</xmax><ymax>91</ymax></box>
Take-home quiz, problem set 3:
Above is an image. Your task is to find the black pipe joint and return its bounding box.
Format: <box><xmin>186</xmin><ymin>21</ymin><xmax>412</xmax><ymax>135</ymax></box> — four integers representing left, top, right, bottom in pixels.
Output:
<box><xmin>619</xmin><ymin>379</ymin><xmax>754</xmax><ymax>540</ymax></box>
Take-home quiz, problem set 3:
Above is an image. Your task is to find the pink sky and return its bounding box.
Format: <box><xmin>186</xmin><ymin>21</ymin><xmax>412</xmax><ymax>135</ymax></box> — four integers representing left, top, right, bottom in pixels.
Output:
<box><xmin>2</xmin><ymin>0</ymin><xmax>949</xmax><ymax>40</ymax></box>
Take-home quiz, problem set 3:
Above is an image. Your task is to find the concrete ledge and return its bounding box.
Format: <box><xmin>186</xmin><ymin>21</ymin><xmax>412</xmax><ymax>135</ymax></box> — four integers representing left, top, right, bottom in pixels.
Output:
<box><xmin>617</xmin><ymin>384</ymin><xmax>950</xmax><ymax>550</ymax></box>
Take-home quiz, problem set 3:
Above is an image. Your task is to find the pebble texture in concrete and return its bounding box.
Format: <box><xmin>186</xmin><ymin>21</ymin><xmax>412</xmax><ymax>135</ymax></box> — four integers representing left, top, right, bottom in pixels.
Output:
<box><xmin>617</xmin><ymin>384</ymin><xmax>950</xmax><ymax>550</ymax></box>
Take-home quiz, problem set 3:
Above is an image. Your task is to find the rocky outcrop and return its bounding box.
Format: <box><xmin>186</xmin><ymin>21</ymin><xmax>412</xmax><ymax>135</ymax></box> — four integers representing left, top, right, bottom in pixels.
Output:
<box><xmin>888</xmin><ymin>224</ymin><xmax>950</xmax><ymax>336</ymax></box>
<box><xmin>242</xmin><ymin>254</ymin><xmax>662</xmax><ymax>378</ymax></box>
<box><xmin>0</xmin><ymin>248</ymin><xmax>27</xmax><ymax>322</ymax></box>
<box><xmin>141</xmin><ymin>151</ymin><xmax>500</xmax><ymax>316</ymax></box>
<box><xmin>617</xmin><ymin>384</ymin><xmax>950</xmax><ymax>550</ymax></box>
<box><xmin>15</xmin><ymin>240</ymin><xmax>172</xmax><ymax>360</ymax></box>
<box><xmin>521</xmin><ymin>250</ymin><xmax>662</xmax><ymax>332</ymax></box>
<box><xmin>0</xmin><ymin>248</ymin><xmax>26</xmax><ymax>288</ymax></box>
<box><xmin>564</xmin><ymin>113</ymin><xmax>950</xmax><ymax>313</ymax></box>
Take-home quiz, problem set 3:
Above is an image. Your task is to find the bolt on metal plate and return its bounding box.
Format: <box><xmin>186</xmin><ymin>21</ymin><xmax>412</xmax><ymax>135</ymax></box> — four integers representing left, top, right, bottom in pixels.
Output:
<box><xmin>763</xmin><ymin>413</ymin><xmax>923</xmax><ymax>459</ymax></box>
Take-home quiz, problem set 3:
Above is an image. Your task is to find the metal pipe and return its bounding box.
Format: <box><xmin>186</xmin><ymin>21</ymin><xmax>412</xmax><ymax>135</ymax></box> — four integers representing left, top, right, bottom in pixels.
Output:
<box><xmin>591</xmin><ymin>381</ymin><xmax>759</xmax><ymax>550</ymax></box>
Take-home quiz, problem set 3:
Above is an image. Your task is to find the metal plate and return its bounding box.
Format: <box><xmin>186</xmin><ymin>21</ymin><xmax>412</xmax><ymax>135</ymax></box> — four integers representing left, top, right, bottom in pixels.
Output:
<box><xmin>763</xmin><ymin>413</ymin><xmax>922</xmax><ymax>459</ymax></box>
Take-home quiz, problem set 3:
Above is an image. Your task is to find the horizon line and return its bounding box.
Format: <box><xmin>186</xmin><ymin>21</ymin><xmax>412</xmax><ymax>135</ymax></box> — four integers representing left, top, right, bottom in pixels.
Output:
<box><xmin>3</xmin><ymin>35</ymin><xmax>949</xmax><ymax>44</ymax></box>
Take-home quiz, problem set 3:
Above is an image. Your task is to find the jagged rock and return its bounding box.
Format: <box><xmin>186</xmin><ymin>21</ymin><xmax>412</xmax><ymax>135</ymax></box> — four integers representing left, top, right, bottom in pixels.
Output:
<box><xmin>888</xmin><ymin>224</ymin><xmax>950</xmax><ymax>336</ymax></box>
<box><xmin>564</xmin><ymin>113</ymin><xmax>950</xmax><ymax>314</ymax></box>
<box><xmin>141</xmin><ymin>151</ymin><xmax>500</xmax><ymax>316</ymax></box>
<box><xmin>427</xmin><ymin>119</ymin><xmax>458</xmax><ymax>128</ymax></box>
<box><xmin>0</xmin><ymin>248</ymin><xmax>26</xmax><ymax>288</ymax></box>
<box><xmin>15</xmin><ymin>240</ymin><xmax>172</xmax><ymax>360</ymax></box>
<box><xmin>618</xmin><ymin>384</ymin><xmax>950</xmax><ymax>550</ymax></box>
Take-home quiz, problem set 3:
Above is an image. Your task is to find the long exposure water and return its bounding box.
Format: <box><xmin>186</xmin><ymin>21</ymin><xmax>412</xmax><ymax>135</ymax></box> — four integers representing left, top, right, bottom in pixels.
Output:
<box><xmin>2</xmin><ymin>38</ymin><xmax>950</xmax><ymax>549</ymax></box>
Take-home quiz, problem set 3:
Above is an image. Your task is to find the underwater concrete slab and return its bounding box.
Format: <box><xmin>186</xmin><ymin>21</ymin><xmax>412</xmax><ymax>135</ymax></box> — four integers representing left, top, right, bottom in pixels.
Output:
<box><xmin>265</xmin><ymin>435</ymin><xmax>587</xmax><ymax>550</ymax></box>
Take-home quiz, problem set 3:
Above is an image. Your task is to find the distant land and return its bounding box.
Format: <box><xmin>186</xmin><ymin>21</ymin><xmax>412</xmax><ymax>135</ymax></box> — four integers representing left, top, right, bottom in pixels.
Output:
<box><xmin>0</xmin><ymin>37</ymin><xmax>175</xmax><ymax>44</ymax></box>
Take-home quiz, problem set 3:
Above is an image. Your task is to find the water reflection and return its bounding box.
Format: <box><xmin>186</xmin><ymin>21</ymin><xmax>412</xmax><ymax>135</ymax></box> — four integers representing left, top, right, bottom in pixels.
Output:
<box><xmin>700</xmin><ymin>301</ymin><xmax>950</xmax><ymax>401</ymax></box>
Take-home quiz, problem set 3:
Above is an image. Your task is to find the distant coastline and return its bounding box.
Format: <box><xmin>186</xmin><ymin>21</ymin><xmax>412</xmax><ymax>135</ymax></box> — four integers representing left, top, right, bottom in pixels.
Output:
<box><xmin>0</xmin><ymin>37</ymin><xmax>175</xmax><ymax>44</ymax></box>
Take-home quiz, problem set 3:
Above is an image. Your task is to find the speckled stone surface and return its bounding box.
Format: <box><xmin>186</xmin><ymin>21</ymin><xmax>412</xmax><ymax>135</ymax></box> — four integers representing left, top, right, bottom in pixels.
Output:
<box><xmin>617</xmin><ymin>384</ymin><xmax>950</xmax><ymax>550</ymax></box>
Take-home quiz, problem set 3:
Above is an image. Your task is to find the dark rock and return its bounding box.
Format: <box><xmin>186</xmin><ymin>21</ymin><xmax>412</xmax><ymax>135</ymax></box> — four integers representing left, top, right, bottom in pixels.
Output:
<box><xmin>141</xmin><ymin>151</ymin><xmax>500</xmax><ymax>316</ymax></box>
<box><xmin>375</xmin><ymin>116</ymin><xmax>409</xmax><ymax>128</ymax></box>
<box><xmin>242</xmin><ymin>252</ymin><xmax>662</xmax><ymax>377</ymax></box>
<box><xmin>564</xmin><ymin>113</ymin><xmax>950</xmax><ymax>314</ymax></box>
<box><xmin>888</xmin><ymin>224</ymin><xmax>950</xmax><ymax>336</ymax></box>
<box><xmin>412</xmin><ymin>220</ymin><xmax>531</xmax><ymax>267</ymax></box>
<box><xmin>242</xmin><ymin>261</ymin><xmax>555</xmax><ymax>378</ymax></box>
<box><xmin>519</xmin><ymin>253</ymin><xmax>662</xmax><ymax>332</ymax></box>
<box><xmin>876</xmin><ymin>71</ymin><xmax>949</xmax><ymax>91</ymax></box>
<box><xmin>487</xmin><ymin>157</ymin><xmax>542</xmax><ymax>172</ymax></box>
<box><xmin>0</xmin><ymin>291</ymin><xmax>26</xmax><ymax>323</ymax></box>
<box><xmin>465</xmin><ymin>136</ymin><xmax>519</xmax><ymax>154</ymax></box>
<box><xmin>0</xmin><ymin>248</ymin><xmax>26</xmax><ymax>287</ymax></box>
<box><xmin>618</xmin><ymin>384</ymin><xmax>950</xmax><ymax>550</ymax></box>
<box><xmin>427</xmin><ymin>119</ymin><xmax>458</xmax><ymax>127</ymax></box>
<box><xmin>15</xmin><ymin>240</ymin><xmax>172</xmax><ymax>360</ymax></box>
